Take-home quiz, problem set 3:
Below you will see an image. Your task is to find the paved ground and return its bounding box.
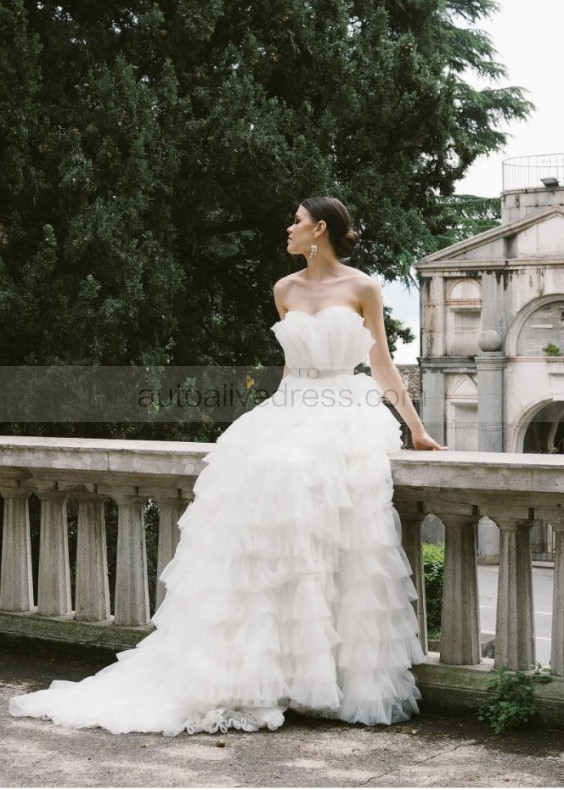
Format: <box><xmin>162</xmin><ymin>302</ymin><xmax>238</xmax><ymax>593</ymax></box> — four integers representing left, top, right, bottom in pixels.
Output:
<box><xmin>479</xmin><ymin>565</ymin><xmax>553</xmax><ymax>664</ymax></box>
<box><xmin>1</xmin><ymin>652</ymin><xmax>563</xmax><ymax>788</ymax></box>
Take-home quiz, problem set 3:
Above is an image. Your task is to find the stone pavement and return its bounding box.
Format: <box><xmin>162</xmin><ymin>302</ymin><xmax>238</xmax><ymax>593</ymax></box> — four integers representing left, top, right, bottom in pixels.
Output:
<box><xmin>0</xmin><ymin>651</ymin><xmax>563</xmax><ymax>788</ymax></box>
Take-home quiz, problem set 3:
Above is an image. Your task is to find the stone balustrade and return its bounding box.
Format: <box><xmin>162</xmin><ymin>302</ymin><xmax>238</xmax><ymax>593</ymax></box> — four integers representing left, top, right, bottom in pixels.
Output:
<box><xmin>393</xmin><ymin>450</ymin><xmax>564</xmax><ymax>677</ymax></box>
<box><xmin>0</xmin><ymin>437</ymin><xmax>206</xmax><ymax>642</ymax></box>
<box><xmin>0</xmin><ymin>438</ymin><xmax>563</xmax><ymax>716</ymax></box>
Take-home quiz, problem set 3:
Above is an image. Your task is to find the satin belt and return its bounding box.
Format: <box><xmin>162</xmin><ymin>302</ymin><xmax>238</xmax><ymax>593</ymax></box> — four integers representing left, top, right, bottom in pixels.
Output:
<box><xmin>290</xmin><ymin>367</ymin><xmax>355</xmax><ymax>379</ymax></box>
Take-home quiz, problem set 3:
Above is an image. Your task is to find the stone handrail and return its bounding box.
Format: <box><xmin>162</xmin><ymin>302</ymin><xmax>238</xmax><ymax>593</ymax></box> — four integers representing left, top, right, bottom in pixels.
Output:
<box><xmin>0</xmin><ymin>438</ymin><xmax>562</xmax><ymax>682</ymax></box>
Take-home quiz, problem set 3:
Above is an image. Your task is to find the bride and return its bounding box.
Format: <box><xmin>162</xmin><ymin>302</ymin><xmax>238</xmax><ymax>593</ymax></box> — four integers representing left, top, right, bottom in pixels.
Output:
<box><xmin>10</xmin><ymin>196</ymin><xmax>445</xmax><ymax>736</ymax></box>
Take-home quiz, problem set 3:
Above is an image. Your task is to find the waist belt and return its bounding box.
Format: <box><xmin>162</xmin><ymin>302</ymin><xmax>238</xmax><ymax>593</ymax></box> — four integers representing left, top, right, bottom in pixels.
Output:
<box><xmin>291</xmin><ymin>367</ymin><xmax>354</xmax><ymax>379</ymax></box>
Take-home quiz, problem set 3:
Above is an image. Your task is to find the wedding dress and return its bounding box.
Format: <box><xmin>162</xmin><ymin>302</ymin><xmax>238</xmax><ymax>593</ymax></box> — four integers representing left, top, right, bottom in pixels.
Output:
<box><xmin>9</xmin><ymin>305</ymin><xmax>425</xmax><ymax>735</ymax></box>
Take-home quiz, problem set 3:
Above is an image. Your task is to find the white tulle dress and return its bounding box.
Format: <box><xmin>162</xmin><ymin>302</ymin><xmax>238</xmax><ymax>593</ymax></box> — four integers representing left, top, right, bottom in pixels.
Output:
<box><xmin>9</xmin><ymin>305</ymin><xmax>425</xmax><ymax>735</ymax></box>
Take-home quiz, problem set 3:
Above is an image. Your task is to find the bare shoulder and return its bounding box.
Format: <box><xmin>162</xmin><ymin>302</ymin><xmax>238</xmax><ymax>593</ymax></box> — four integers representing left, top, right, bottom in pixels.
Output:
<box><xmin>274</xmin><ymin>273</ymin><xmax>296</xmax><ymax>301</ymax></box>
<box><xmin>273</xmin><ymin>271</ymin><xmax>309</xmax><ymax>296</ymax></box>
<box><xmin>341</xmin><ymin>266</ymin><xmax>376</xmax><ymax>284</ymax></box>
<box><xmin>273</xmin><ymin>273</ymin><xmax>296</xmax><ymax>294</ymax></box>
<box><xmin>273</xmin><ymin>273</ymin><xmax>301</xmax><ymax>317</ymax></box>
<box><xmin>347</xmin><ymin>269</ymin><xmax>382</xmax><ymax>310</ymax></box>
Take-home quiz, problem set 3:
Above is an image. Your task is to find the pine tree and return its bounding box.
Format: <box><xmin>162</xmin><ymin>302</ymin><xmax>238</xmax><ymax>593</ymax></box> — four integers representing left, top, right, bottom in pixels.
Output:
<box><xmin>432</xmin><ymin>194</ymin><xmax>502</xmax><ymax>249</ymax></box>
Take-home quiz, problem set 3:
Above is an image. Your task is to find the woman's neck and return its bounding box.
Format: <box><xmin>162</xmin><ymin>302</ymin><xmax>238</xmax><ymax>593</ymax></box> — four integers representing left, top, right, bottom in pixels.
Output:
<box><xmin>303</xmin><ymin>253</ymin><xmax>344</xmax><ymax>282</ymax></box>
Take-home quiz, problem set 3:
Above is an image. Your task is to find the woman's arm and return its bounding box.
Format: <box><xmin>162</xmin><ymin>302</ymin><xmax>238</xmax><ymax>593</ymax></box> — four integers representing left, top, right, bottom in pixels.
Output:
<box><xmin>273</xmin><ymin>278</ymin><xmax>291</xmax><ymax>377</ymax></box>
<box><xmin>360</xmin><ymin>278</ymin><xmax>446</xmax><ymax>451</ymax></box>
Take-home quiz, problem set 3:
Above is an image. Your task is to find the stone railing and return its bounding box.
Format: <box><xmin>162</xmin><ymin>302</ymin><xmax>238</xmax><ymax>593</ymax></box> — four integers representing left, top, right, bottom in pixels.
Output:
<box><xmin>0</xmin><ymin>437</ymin><xmax>208</xmax><ymax>647</ymax></box>
<box><xmin>0</xmin><ymin>438</ymin><xmax>563</xmax><ymax>716</ymax></box>
<box><xmin>394</xmin><ymin>451</ymin><xmax>563</xmax><ymax>676</ymax></box>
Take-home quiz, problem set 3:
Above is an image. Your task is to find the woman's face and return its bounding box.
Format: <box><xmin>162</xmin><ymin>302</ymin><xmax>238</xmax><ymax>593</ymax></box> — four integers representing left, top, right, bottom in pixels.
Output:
<box><xmin>286</xmin><ymin>205</ymin><xmax>317</xmax><ymax>256</ymax></box>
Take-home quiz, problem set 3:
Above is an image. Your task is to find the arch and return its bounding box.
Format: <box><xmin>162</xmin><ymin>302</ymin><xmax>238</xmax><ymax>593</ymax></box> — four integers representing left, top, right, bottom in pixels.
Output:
<box><xmin>446</xmin><ymin>278</ymin><xmax>482</xmax><ymax>305</ymax></box>
<box><xmin>547</xmin><ymin>403</ymin><xmax>564</xmax><ymax>448</ymax></box>
<box><xmin>506</xmin><ymin>293</ymin><xmax>564</xmax><ymax>357</ymax></box>
<box><xmin>510</xmin><ymin>396</ymin><xmax>564</xmax><ymax>452</ymax></box>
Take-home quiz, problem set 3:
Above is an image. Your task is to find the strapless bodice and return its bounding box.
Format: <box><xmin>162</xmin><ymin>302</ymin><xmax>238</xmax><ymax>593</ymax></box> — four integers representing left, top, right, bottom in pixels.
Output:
<box><xmin>270</xmin><ymin>305</ymin><xmax>375</xmax><ymax>372</ymax></box>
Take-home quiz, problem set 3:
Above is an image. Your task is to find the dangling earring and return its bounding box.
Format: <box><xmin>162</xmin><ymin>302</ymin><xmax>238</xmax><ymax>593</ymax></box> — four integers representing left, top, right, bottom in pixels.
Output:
<box><xmin>309</xmin><ymin>243</ymin><xmax>318</xmax><ymax>258</ymax></box>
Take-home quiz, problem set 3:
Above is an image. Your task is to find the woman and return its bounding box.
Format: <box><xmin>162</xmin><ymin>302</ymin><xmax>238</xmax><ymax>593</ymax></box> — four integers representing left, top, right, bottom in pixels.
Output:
<box><xmin>279</xmin><ymin>197</ymin><xmax>442</xmax><ymax>452</ymax></box>
<box><xmin>10</xmin><ymin>196</ymin><xmax>445</xmax><ymax>736</ymax></box>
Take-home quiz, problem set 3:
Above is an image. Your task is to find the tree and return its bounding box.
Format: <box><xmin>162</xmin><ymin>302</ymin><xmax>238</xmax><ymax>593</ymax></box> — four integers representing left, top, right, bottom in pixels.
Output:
<box><xmin>0</xmin><ymin>0</ymin><xmax>531</xmax><ymax>439</ymax></box>
<box><xmin>430</xmin><ymin>194</ymin><xmax>502</xmax><ymax>249</ymax></box>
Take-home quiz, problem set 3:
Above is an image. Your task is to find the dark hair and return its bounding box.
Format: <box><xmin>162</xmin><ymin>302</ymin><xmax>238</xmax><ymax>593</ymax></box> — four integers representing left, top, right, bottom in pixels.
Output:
<box><xmin>301</xmin><ymin>196</ymin><xmax>359</xmax><ymax>259</ymax></box>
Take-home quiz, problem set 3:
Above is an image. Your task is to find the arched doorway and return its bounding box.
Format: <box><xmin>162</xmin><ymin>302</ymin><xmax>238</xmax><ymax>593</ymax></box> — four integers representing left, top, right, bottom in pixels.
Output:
<box><xmin>522</xmin><ymin>402</ymin><xmax>563</xmax><ymax>563</ymax></box>
<box><xmin>523</xmin><ymin>402</ymin><xmax>564</xmax><ymax>454</ymax></box>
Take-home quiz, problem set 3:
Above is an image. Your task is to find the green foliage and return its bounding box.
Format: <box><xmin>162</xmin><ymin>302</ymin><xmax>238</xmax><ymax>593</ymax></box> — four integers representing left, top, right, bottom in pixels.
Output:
<box><xmin>423</xmin><ymin>542</ymin><xmax>444</xmax><ymax>636</ymax></box>
<box><xmin>384</xmin><ymin>305</ymin><xmax>416</xmax><ymax>357</ymax></box>
<box><xmin>0</xmin><ymin>0</ymin><xmax>532</xmax><ymax>439</ymax></box>
<box><xmin>478</xmin><ymin>664</ymin><xmax>552</xmax><ymax>735</ymax></box>
<box><xmin>430</xmin><ymin>194</ymin><xmax>501</xmax><ymax>250</ymax></box>
<box><xmin>543</xmin><ymin>343</ymin><xmax>561</xmax><ymax>357</ymax></box>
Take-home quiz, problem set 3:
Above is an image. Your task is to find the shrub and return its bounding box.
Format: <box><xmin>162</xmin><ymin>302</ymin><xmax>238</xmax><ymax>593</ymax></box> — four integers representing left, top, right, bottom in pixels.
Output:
<box><xmin>478</xmin><ymin>664</ymin><xmax>551</xmax><ymax>734</ymax></box>
<box><xmin>423</xmin><ymin>542</ymin><xmax>444</xmax><ymax>637</ymax></box>
<box><xmin>543</xmin><ymin>343</ymin><xmax>561</xmax><ymax>357</ymax></box>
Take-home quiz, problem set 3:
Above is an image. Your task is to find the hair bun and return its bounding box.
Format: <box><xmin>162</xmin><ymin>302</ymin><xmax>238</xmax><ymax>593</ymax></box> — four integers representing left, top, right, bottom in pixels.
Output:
<box><xmin>336</xmin><ymin>228</ymin><xmax>359</xmax><ymax>259</ymax></box>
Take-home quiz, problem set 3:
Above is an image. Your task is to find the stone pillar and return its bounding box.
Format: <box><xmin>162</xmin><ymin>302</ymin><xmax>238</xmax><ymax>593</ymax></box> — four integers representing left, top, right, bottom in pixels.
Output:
<box><xmin>439</xmin><ymin>513</ymin><xmax>481</xmax><ymax>665</ymax></box>
<box><xmin>0</xmin><ymin>486</ymin><xmax>33</xmax><ymax>611</ymax></box>
<box><xmin>491</xmin><ymin>514</ymin><xmax>535</xmax><ymax>670</ymax></box>
<box><xmin>419</xmin><ymin>273</ymin><xmax>447</xmax><ymax>445</ymax></box>
<box><xmin>395</xmin><ymin>506</ymin><xmax>427</xmax><ymax>654</ymax></box>
<box><xmin>36</xmin><ymin>486</ymin><xmax>72</xmax><ymax>617</ymax></box>
<box><xmin>551</xmin><ymin>521</ymin><xmax>564</xmax><ymax>675</ymax></box>
<box><xmin>536</xmin><ymin>512</ymin><xmax>564</xmax><ymax>675</ymax></box>
<box><xmin>155</xmin><ymin>494</ymin><xmax>190</xmax><ymax>609</ymax></box>
<box><xmin>475</xmin><ymin>331</ymin><xmax>505</xmax><ymax>564</ymax></box>
<box><xmin>74</xmin><ymin>490</ymin><xmax>110</xmax><ymax>621</ymax></box>
<box><xmin>475</xmin><ymin>335</ymin><xmax>506</xmax><ymax>453</ymax></box>
<box><xmin>424</xmin><ymin>274</ymin><xmax>446</xmax><ymax>358</ymax></box>
<box><xmin>111</xmin><ymin>493</ymin><xmax>150</xmax><ymax>626</ymax></box>
<box><xmin>420</xmin><ymin>363</ymin><xmax>446</xmax><ymax>446</ymax></box>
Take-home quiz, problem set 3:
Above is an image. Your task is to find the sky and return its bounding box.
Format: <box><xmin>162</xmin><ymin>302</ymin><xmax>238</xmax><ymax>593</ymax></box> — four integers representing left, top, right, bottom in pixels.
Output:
<box><xmin>383</xmin><ymin>0</ymin><xmax>564</xmax><ymax>363</ymax></box>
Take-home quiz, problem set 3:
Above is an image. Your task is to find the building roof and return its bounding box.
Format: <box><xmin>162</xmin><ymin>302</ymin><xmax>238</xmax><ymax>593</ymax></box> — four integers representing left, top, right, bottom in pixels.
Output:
<box><xmin>415</xmin><ymin>204</ymin><xmax>564</xmax><ymax>273</ymax></box>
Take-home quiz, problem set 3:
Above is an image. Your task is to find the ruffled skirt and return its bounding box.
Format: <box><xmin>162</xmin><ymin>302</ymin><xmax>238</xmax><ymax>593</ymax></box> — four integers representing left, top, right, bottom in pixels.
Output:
<box><xmin>9</xmin><ymin>372</ymin><xmax>425</xmax><ymax>735</ymax></box>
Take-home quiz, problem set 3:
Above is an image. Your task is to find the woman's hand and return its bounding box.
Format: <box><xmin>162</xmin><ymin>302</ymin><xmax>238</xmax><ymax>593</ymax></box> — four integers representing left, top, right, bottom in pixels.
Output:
<box><xmin>411</xmin><ymin>430</ymin><xmax>447</xmax><ymax>451</ymax></box>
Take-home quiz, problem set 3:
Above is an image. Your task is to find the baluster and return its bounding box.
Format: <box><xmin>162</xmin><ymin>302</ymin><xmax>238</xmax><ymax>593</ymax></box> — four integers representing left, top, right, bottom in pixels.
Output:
<box><xmin>489</xmin><ymin>512</ymin><xmax>535</xmax><ymax>670</ymax></box>
<box><xmin>35</xmin><ymin>485</ymin><xmax>72</xmax><ymax>617</ymax></box>
<box><xmin>0</xmin><ymin>485</ymin><xmax>33</xmax><ymax>611</ymax></box>
<box><xmin>535</xmin><ymin>511</ymin><xmax>564</xmax><ymax>675</ymax></box>
<box><xmin>154</xmin><ymin>493</ymin><xmax>191</xmax><ymax>609</ymax></box>
<box><xmin>111</xmin><ymin>492</ymin><xmax>150</xmax><ymax>626</ymax></box>
<box><xmin>395</xmin><ymin>505</ymin><xmax>428</xmax><ymax>654</ymax></box>
<box><xmin>551</xmin><ymin>519</ymin><xmax>564</xmax><ymax>675</ymax></box>
<box><xmin>74</xmin><ymin>490</ymin><xmax>110</xmax><ymax>621</ymax></box>
<box><xmin>439</xmin><ymin>512</ymin><xmax>481</xmax><ymax>665</ymax></box>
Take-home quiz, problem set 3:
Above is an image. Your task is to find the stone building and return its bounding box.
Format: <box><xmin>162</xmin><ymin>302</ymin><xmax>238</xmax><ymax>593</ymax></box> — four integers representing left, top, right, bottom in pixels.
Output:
<box><xmin>416</xmin><ymin>155</ymin><xmax>564</xmax><ymax>561</ymax></box>
<box><xmin>417</xmin><ymin>157</ymin><xmax>564</xmax><ymax>456</ymax></box>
